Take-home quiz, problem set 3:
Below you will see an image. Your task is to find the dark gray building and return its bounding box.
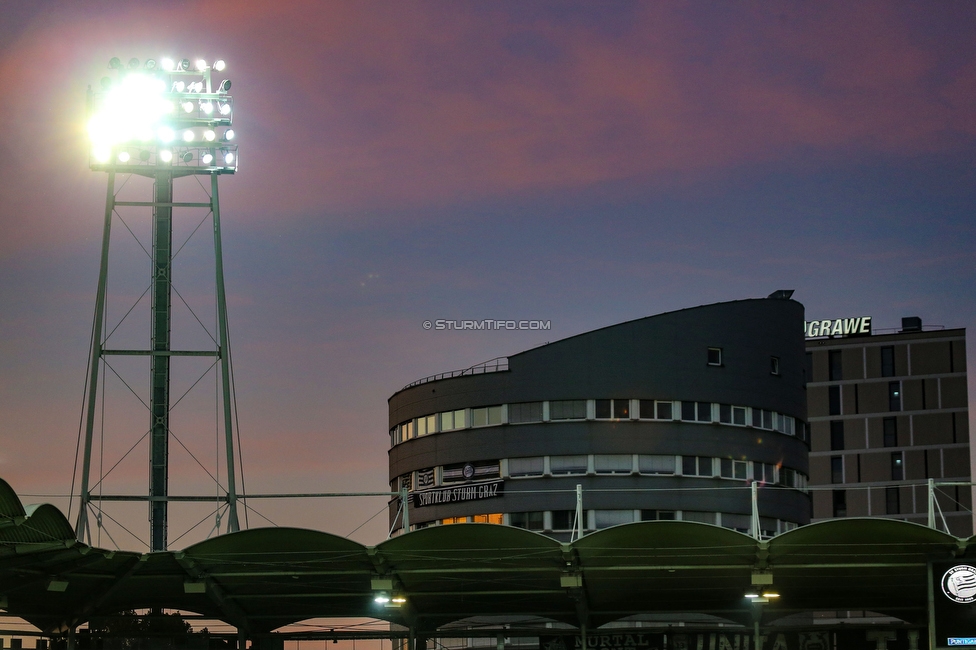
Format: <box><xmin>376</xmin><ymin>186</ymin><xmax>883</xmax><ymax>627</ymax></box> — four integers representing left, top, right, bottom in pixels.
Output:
<box><xmin>806</xmin><ymin>316</ymin><xmax>971</xmax><ymax>535</ymax></box>
<box><xmin>388</xmin><ymin>296</ymin><xmax>810</xmax><ymax>539</ymax></box>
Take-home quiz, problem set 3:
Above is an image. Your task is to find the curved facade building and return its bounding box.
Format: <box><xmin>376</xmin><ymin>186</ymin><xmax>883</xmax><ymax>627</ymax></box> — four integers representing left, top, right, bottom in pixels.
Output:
<box><xmin>388</xmin><ymin>297</ymin><xmax>810</xmax><ymax>539</ymax></box>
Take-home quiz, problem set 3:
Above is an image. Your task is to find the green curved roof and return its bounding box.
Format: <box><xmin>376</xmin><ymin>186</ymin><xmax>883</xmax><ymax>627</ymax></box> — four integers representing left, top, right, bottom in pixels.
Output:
<box><xmin>0</xmin><ymin>479</ymin><xmax>969</xmax><ymax>636</ymax></box>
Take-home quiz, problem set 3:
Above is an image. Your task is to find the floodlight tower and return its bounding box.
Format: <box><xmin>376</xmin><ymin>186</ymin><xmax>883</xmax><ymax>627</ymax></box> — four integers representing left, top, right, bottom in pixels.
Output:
<box><xmin>80</xmin><ymin>56</ymin><xmax>241</xmax><ymax>551</ymax></box>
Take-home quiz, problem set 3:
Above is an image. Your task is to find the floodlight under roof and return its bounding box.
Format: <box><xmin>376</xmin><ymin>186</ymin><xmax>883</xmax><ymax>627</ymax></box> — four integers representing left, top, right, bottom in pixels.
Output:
<box><xmin>178</xmin><ymin>58</ymin><xmax>190</xmax><ymax>71</ymax></box>
<box><xmin>161</xmin><ymin>57</ymin><xmax>175</xmax><ymax>71</ymax></box>
<box><xmin>218</xmin><ymin>79</ymin><xmax>231</xmax><ymax>93</ymax></box>
<box><xmin>144</xmin><ymin>59</ymin><xmax>157</xmax><ymax>70</ymax></box>
<box><xmin>108</xmin><ymin>57</ymin><xmax>123</xmax><ymax>70</ymax></box>
<box><xmin>201</xmin><ymin>152</ymin><xmax>214</xmax><ymax>164</ymax></box>
<box><xmin>213</xmin><ymin>59</ymin><xmax>226</xmax><ymax>71</ymax></box>
<box><xmin>128</xmin><ymin>58</ymin><xmax>140</xmax><ymax>69</ymax></box>
<box><xmin>181</xmin><ymin>151</ymin><xmax>193</xmax><ymax>163</ymax></box>
<box><xmin>159</xmin><ymin>149</ymin><xmax>173</xmax><ymax>162</ymax></box>
<box><xmin>222</xmin><ymin>129</ymin><xmax>235</xmax><ymax>141</ymax></box>
<box><xmin>195</xmin><ymin>59</ymin><xmax>208</xmax><ymax>71</ymax></box>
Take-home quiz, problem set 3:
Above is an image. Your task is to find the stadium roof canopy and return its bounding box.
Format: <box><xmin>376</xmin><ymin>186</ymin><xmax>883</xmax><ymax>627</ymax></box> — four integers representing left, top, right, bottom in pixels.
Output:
<box><xmin>1</xmin><ymin>478</ymin><xmax>970</xmax><ymax>636</ymax></box>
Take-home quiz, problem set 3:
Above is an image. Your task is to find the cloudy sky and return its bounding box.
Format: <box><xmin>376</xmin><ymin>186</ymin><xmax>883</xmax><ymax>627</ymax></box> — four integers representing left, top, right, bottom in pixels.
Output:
<box><xmin>1</xmin><ymin>1</ymin><xmax>975</xmax><ymax>549</ymax></box>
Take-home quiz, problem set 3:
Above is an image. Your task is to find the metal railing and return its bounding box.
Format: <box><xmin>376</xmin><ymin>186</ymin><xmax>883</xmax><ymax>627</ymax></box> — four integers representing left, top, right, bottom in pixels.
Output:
<box><xmin>402</xmin><ymin>357</ymin><xmax>509</xmax><ymax>390</ymax></box>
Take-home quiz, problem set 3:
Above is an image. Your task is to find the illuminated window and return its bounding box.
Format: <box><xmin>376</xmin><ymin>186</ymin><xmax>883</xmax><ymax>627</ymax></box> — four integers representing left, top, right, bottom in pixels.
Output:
<box><xmin>471</xmin><ymin>513</ymin><xmax>503</xmax><ymax>524</ymax></box>
<box><xmin>441</xmin><ymin>516</ymin><xmax>468</xmax><ymax>525</ymax></box>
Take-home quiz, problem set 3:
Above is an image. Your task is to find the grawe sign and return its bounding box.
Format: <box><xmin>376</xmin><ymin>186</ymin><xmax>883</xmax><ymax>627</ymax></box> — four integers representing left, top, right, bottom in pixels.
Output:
<box><xmin>804</xmin><ymin>316</ymin><xmax>872</xmax><ymax>339</ymax></box>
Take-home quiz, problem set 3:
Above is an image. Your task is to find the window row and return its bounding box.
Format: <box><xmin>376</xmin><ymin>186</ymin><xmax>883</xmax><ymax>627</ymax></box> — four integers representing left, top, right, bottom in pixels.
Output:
<box><xmin>410</xmin><ymin>509</ymin><xmax>800</xmax><ymax>538</ymax></box>
<box><xmin>393</xmin><ymin>455</ymin><xmax>808</xmax><ymax>492</ymax></box>
<box><xmin>391</xmin><ymin>399</ymin><xmax>802</xmax><ymax>445</ymax></box>
<box><xmin>829</xmin><ymin>417</ymin><xmax>900</xmax><ymax>450</ymax></box>
<box><xmin>826</xmin><ymin>382</ymin><xmax>902</xmax><ymax>416</ymax></box>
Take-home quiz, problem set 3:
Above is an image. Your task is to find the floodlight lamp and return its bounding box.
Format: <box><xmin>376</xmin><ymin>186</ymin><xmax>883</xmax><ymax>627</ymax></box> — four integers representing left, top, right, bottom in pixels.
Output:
<box><xmin>374</xmin><ymin>594</ymin><xmax>390</xmax><ymax>604</ymax></box>
<box><xmin>128</xmin><ymin>58</ymin><xmax>140</xmax><ymax>69</ymax></box>
<box><xmin>172</xmin><ymin>81</ymin><xmax>186</xmax><ymax>93</ymax></box>
<box><xmin>224</xmin><ymin>151</ymin><xmax>235</xmax><ymax>165</ymax></box>
<box><xmin>762</xmin><ymin>590</ymin><xmax>780</xmax><ymax>598</ymax></box>
<box><xmin>161</xmin><ymin>58</ymin><xmax>175</xmax><ymax>71</ymax></box>
<box><xmin>201</xmin><ymin>152</ymin><xmax>214</xmax><ymax>165</ymax></box>
<box><xmin>391</xmin><ymin>596</ymin><xmax>407</xmax><ymax>604</ymax></box>
<box><xmin>195</xmin><ymin>59</ymin><xmax>208</xmax><ymax>71</ymax></box>
<box><xmin>88</xmin><ymin>73</ymin><xmax>172</xmax><ymax>150</ymax></box>
<box><xmin>118</xmin><ymin>151</ymin><xmax>130</xmax><ymax>163</ymax></box>
<box><xmin>222</xmin><ymin>129</ymin><xmax>235</xmax><ymax>141</ymax></box>
<box><xmin>218</xmin><ymin>79</ymin><xmax>231</xmax><ymax>93</ymax></box>
<box><xmin>203</xmin><ymin>129</ymin><xmax>216</xmax><ymax>141</ymax></box>
<box><xmin>139</xmin><ymin>149</ymin><xmax>151</xmax><ymax>161</ymax></box>
<box><xmin>179</xmin><ymin>58</ymin><xmax>190</xmax><ymax>71</ymax></box>
<box><xmin>93</xmin><ymin>146</ymin><xmax>111</xmax><ymax>163</ymax></box>
<box><xmin>159</xmin><ymin>149</ymin><xmax>173</xmax><ymax>162</ymax></box>
<box><xmin>158</xmin><ymin>127</ymin><xmax>175</xmax><ymax>142</ymax></box>
<box><xmin>100</xmin><ymin>76</ymin><xmax>112</xmax><ymax>90</ymax></box>
<box><xmin>213</xmin><ymin>59</ymin><xmax>226</xmax><ymax>71</ymax></box>
<box><xmin>109</xmin><ymin>57</ymin><xmax>123</xmax><ymax>70</ymax></box>
<box><xmin>144</xmin><ymin>59</ymin><xmax>157</xmax><ymax>70</ymax></box>
<box><xmin>182</xmin><ymin>129</ymin><xmax>195</xmax><ymax>142</ymax></box>
<box><xmin>217</xmin><ymin>100</ymin><xmax>231</xmax><ymax>116</ymax></box>
<box><xmin>181</xmin><ymin>151</ymin><xmax>193</xmax><ymax>163</ymax></box>
<box><xmin>182</xmin><ymin>101</ymin><xmax>194</xmax><ymax>113</ymax></box>
<box><xmin>200</xmin><ymin>101</ymin><xmax>214</xmax><ymax>114</ymax></box>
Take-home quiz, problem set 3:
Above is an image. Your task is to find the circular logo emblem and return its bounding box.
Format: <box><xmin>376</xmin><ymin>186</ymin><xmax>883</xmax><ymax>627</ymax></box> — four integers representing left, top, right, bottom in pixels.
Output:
<box><xmin>942</xmin><ymin>565</ymin><xmax>976</xmax><ymax>603</ymax></box>
<box><xmin>462</xmin><ymin>463</ymin><xmax>475</xmax><ymax>480</ymax></box>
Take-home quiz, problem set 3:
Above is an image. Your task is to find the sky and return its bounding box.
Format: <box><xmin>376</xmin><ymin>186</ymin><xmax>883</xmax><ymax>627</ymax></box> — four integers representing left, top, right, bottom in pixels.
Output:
<box><xmin>1</xmin><ymin>0</ymin><xmax>975</xmax><ymax>550</ymax></box>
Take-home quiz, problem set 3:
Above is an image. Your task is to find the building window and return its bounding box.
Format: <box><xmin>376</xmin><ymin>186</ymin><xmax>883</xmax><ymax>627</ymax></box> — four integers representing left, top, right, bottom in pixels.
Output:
<box><xmin>682</xmin><ymin>511</ymin><xmax>717</xmax><ymax>524</ymax></box>
<box><xmin>471</xmin><ymin>513</ymin><xmax>504</xmax><ymax>524</ymax></box>
<box><xmin>641</xmin><ymin>509</ymin><xmax>676</xmax><ymax>521</ymax></box>
<box><xmin>509</xmin><ymin>511</ymin><xmax>543</xmax><ymax>531</ymax></box>
<box><xmin>752</xmin><ymin>408</ymin><xmax>773</xmax><ymax>429</ymax></box>
<box><xmin>829</xmin><ymin>386</ymin><xmax>841</xmax><ymax>416</ymax></box>
<box><xmin>829</xmin><ymin>350</ymin><xmax>842</xmax><ymax>381</ymax></box>
<box><xmin>440</xmin><ymin>409</ymin><xmax>466</xmax><ymax>431</ymax></box>
<box><xmin>508</xmin><ymin>457</ymin><xmax>544</xmax><ymax>477</ymax></box>
<box><xmin>805</xmin><ymin>352</ymin><xmax>813</xmax><ymax>384</ymax></box>
<box><xmin>551</xmin><ymin>510</ymin><xmax>576</xmax><ymax>531</ymax></box>
<box><xmin>441</xmin><ymin>516</ymin><xmax>468</xmax><ymax>525</ymax></box>
<box><xmin>888</xmin><ymin>382</ymin><xmax>901</xmax><ymax>412</ymax></box>
<box><xmin>707</xmin><ymin>347</ymin><xmax>722</xmax><ymax>366</ymax></box>
<box><xmin>885</xmin><ymin>487</ymin><xmax>900</xmax><ymax>515</ymax></box>
<box><xmin>594</xmin><ymin>454</ymin><xmax>632</xmax><ymax>475</ymax></box>
<box><xmin>721</xmin><ymin>513</ymin><xmax>752</xmax><ymax>534</ymax></box>
<box><xmin>883</xmin><ymin>417</ymin><xmax>897</xmax><ymax>447</ymax></box>
<box><xmin>472</xmin><ymin>405</ymin><xmax>503</xmax><ymax>427</ymax></box>
<box><xmin>639</xmin><ymin>454</ymin><xmax>675</xmax><ymax>475</ymax></box>
<box><xmin>417</xmin><ymin>414</ymin><xmax>436</xmax><ymax>436</ymax></box>
<box><xmin>755</xmin><ymin>462</ymin><xmax>776</xmax><ymax>484</ymax></box>
<box><xmin>720</xmin><ymin>458</ymin><xmax>748</xmax><ymax>480</ymax></box>
<box><xmin>682</xmin><ymin>456</ymin><xmax>713</xmax><ymax>477</ymax></box>
<box><xmin>831</xmin><ymin>457</ymin><xmax>843</xmax><ymax>484</ymax></box>
<box><xmin>778</xmin><ymin>467</ymin><xmax>797</xmax><ymax>488</ymax></box>
<box><xmin>719</xmin><ymin>404</ymin><xmax>732</xmax><ymax>423</ymax></box>
<box><xmin>509</xmin><ymin>402</ymin><xmax>543</xmax><ymax>424</ymax></box>
<box><xmin>613</xmin><ymin>399</ymin><xmax>631</xmax><ymax>419</ymax></box>
<box><xmin>656</xmin><ymin>401</ymin><xmax>673</xmax><ymax>420</ymax></box>
<box><xmin>733</xmin><ymin>406</ymin><xmax>746</xmax><ymax>425</ymax></box>
<box><xmin>682</xmin><ymin>401</ymin><xmax>711</xmax><ymax>422</ymax></box>
<box><xmin>550</xmin><ymin>455</ymin><xmax>588</xmax><ymax>475</ymax></box>
<box><xmin>595</xmin><ymin>399</ymin><xmax>611</xmax><ymax>419</ymax></box>
<box><xmin>442</xmin><ymin>461</ymin><xmax>499</xmax><ymax>483</ymax></box>
<box><xmin>595</xmin><ymin>399</ymin><xmax>631</xmax><ymax>419</ymax></box>
<box><xmin>881</xmin><ymin>346</ymin><xmax>895</xmax><ymax>377</ymax></box>
<box><xmin>830</xmin><ymin>421</ymin><xmax>845</xmax><ymax>451</ymax></box>
<box><xmin>891</xmin><ymin>452</ymin><xmax>904</xmax><ymax>481</ymax></box>
<box><xmin>832</xmin><ymin>490</ymin><xmax>847</xmax><ymax>517</ymax></box>
<box><xmin>594</xmin><ymin>510</ymin><xmax>635</xmax><ymax>529</ymax></box>
<box><xmin>549</xmin><ymin>400</ymin><xmax>586</xmax><ymax>420</ymax></box>
<box><xmin>771</xmin><ymin>356</ymin><xmax>780</xmax><ymax>376</ymax></box>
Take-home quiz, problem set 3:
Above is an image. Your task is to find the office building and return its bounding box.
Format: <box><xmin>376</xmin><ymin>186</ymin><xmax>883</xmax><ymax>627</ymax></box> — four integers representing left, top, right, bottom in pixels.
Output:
<box><xmin>806</xmin><ymin>316</ymin><xmax>971</xmax><ymax>535</ymax></box>
<box><xmin>388</xmin><ymin>296</ymin><xmax>810</xmax><ymax>539</ymax></box>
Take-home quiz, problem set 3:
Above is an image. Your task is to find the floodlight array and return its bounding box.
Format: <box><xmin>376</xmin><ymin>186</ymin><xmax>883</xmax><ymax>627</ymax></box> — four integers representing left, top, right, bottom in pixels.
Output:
<box><xmin>89</xmin><ymin>56</ymin><xmax>237</xmax><ymax>174</ymax></box>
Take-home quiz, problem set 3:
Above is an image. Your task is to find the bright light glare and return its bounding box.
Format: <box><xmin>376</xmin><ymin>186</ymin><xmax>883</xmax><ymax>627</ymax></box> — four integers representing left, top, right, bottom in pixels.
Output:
<box><xmin>218</xmin><ymin>101</ymin><xmax>231</xmax><ymax>115</ymax></box>
<box><xmin>183</xmin><ymin>130</ymin><xmax>195</xmax><ymax>142</ymax></box>
<box><xmin>196</xmin><ymin>59</ymin><xmax>208</xmax><ymax>71</ymax></box>
<box><xmin>213</xmin><ymin>59</ymin><xmax>226</xmax><ymax>71</ymax></box>
<box><xmin>173</xmin><ymin>81</ymin><xmax>185</xmax><ymax>92</ymax></box>
<box><xmin>204</xmin><ymin>130</ymin><xmax>216</xmax><ymax>142</ymax></box>
<box><xmin>391</xmin><ymin>596</ymin><xmax>406</xmax><ymax>604</ymax></box>
<box><xmin>161</xmin><ymin>58</ymin><xmax>175</xmax><ymax>71</ymax></box>
<box><xmin>224</xmin><ymin>152</ymin><xmax>235</xmax><ymax>165</ymax></box>
<box><xmin>223</xmin><ymin>129</ymin><xmax>235</xmax><ymax>141</ymax></box>
<box><xmin>118</xmin><ymin>151</ymin><xmax>130</xmax><ymax>163</ymax></box>
<box><xmin>201</xmin><ymin>101</ymin><xmax>214</xmax><ymax>114</ymax></box>
<box><xmin>93</xmin><ymin>146</ymin><xmax>111</xmax><ymax>163</ymax></box>
<box><xmin>202</xmin><ymin>152</ymin><xmax>214</xmax><ymax>164</ymax></box>
<box><xmin>374</xmin><ymin>595</ymin><xmax>390</xmax><ymax>604</ymax></box>
<box><xmin>158</xmin><ymin>127</ymin><xmax>175</xmax><ymax>143</ymax></box>
<box><xmin>159</xmin><ymin>149</ymin><xmax>173</xmax><ymax>162</ymax></box>
<box><xmin>182</xmin><ymin>101</ymin><xmax>194</xmax><ymax>113</ymax></box>
<box><xmin>88</xmin><ymin>74</ymin><xmax>170</xmax><ymax>150</ymax></box>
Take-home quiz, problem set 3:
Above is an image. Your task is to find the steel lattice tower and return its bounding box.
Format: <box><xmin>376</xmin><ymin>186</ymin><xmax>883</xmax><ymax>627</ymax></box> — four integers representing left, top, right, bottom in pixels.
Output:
<box><xmin>78</xmin><ymin>56</ymin><xmax>241</xmax><ymax>551</ymax></box>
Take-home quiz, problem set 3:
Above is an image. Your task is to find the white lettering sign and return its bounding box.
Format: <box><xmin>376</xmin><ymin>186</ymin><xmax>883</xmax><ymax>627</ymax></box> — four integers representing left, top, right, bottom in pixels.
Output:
<box><xmin>804</xmin><ymin>317</ymin><xmax>871</xmax><ymax>339</ymax></box>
